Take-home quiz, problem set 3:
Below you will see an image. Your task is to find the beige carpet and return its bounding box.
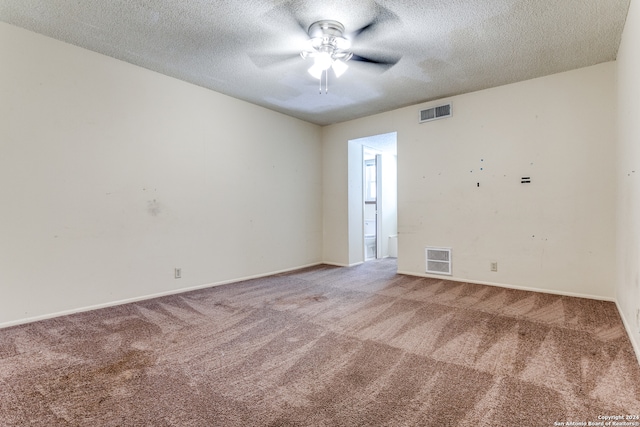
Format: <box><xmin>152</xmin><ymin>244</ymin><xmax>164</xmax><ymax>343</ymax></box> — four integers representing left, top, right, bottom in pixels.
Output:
<box><xmin>1</xmin><ymin>259</ymin><xmax>639</xmax><ymax>426</ymax></box>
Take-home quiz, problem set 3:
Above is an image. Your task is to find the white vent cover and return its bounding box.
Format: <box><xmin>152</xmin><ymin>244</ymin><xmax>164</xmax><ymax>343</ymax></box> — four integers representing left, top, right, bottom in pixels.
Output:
<box><xmin>419</xmin><ymin>103</ymin><xmax>452</xmax><ymax>123</ymax></box>
<box><xmin>425</xmin><ymin>247</ymin><xmax>452</xmax><ymax>275</ymax></box>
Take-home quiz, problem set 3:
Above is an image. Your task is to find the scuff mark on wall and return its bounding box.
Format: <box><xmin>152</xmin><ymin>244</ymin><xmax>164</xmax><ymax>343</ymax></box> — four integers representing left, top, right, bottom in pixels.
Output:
<box><xmin>147</xmin><ymin>199</ymin><xmax>161</xmax><ymax>216</ymax></box>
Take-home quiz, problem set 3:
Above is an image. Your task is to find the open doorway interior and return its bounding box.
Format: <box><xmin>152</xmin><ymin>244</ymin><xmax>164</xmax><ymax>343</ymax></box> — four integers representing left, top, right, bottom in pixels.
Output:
<box><xmin>363</xmin><ymin>150</ymin><xmax>378</xmax><ymax>261</ymax></box>
<box><xmin>348</xmin><ymin>132</ymin><xmax>397</xmax><ymax>265</ymax></box>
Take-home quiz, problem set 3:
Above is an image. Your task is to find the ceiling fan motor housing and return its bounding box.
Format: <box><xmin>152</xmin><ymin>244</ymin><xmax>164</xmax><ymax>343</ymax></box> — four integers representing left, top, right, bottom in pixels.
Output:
<box><xmin>308</xmin><ymin>20</ymin><xmax>345</xmax><ymax>39</ymax></box>
<box><xmin>305</xmin><ymin>20</ymin><xmax>351</xmax><ymax>59</ymax></box>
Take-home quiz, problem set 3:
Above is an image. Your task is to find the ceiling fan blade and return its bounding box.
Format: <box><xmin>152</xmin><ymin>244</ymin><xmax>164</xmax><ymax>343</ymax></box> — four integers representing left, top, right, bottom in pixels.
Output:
<box><xmin>249</xmin><ymin>52</ymin><xmax>302</xmax><ymax>69</ymax></box>
<box><xmin>350</xmin><ymin>22</ymin><xmax>375</xmax><ymax>39</ymax></box>
<box><xmin>263</xmin><ymin>1</ymin><xmax>308</xmax><ymax>37</ymax></box>
<box><xmin>351</xmin><ymin>53</ymin><xmax>401</xmax><ymax>67</ymax></box>
<box><xmin>348</xmin><ymin>2</ymin><xmax>400</xmax><ymax>40</ymax></box>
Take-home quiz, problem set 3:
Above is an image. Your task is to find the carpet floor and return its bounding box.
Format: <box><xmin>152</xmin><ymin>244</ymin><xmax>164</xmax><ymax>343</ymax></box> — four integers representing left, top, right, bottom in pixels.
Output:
<box><xmin>1</xmin><ymin>259</ymin><xmax>639</xmax><ymax>426</ymax></box>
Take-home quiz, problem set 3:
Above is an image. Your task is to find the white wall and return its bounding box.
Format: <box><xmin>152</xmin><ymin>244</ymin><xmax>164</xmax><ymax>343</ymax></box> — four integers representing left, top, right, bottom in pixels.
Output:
<box><xmin>616</xmin><ymin>0</ymin><xmax>640</xmax><ymax>357</ymax></box>
<box><xmin>0</xmin><ymin>23</ymin><xmax>323</xmax><ymax>326</ymax></box>
<box><xmin>324</xmin><ymin>62</ymin><xmax>617</xmax><ymax>299</ymax></box>
<box><xmin>380</xmin><ymin>153</ymin><xmax>398</xmax><ymax>258</ymax></box>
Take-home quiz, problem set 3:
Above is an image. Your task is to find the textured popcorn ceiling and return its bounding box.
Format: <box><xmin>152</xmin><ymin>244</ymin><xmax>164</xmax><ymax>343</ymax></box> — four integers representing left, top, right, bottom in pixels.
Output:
<box><xmin>0</xmin><ymin>0</ymin><xmax>630</xmax><ymax>125</ymax></box>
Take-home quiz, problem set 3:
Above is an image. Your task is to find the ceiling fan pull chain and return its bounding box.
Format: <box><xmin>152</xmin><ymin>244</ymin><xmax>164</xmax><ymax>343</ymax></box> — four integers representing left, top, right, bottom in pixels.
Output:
<box><xmin>325</xmin><ymin>70</ymin><xmax>329</xmax><ymax>94</ymax></box>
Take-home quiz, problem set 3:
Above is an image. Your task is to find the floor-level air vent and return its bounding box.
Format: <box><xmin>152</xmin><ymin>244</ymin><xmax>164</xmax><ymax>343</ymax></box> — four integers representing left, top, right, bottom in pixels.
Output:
<box><xmin>425</xmin><ymin>247</ymin><xmax>452</xmax><ymax>275</ymax></box>
<box><xmin>419</xmin><ymin>103</ymin><xmax>452</xmax><ymax>123</ymax></box>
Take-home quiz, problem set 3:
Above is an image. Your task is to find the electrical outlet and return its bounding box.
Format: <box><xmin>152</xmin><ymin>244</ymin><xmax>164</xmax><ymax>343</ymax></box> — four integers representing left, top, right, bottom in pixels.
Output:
<box><xmin>490</xmin><ymin>262</ymin><xmax>498</xmax><ymax>272</ymax></box>
<box><xmin>175</xmin><ymin>268</ymin><xmax>182</xmax><ymax>279</ymax></box>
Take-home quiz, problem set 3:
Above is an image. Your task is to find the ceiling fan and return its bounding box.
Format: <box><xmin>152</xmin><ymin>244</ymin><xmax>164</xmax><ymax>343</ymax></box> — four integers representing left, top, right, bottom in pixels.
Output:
<box><xmin>300</xmin><ymin>19</ymin><xmax>401</xmax><ymax>94</ymax></box>
<box><xmin>300</xmin><ymin>21</ymin><xmax>352</xmax><ymax>82</ymax></box>
<box><xmin>254</xmin><ymin>3</ymin><xmax>402</xmax><ymax>94</ymax></box>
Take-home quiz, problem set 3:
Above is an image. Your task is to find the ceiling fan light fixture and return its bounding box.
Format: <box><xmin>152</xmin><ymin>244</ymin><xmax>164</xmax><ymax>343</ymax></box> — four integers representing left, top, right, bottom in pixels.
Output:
<box><xmin>314</xmin><ymin>51</ymin><xmax>333</xmax><ymax>71</ymax></box>
<box><xmin>301</xmin><ymin>20</ymin><xmax>355</xmax><ymax>91</ymax></box>
<box><xmin>332</xmin><ymin>59</ymin><xmax>348</xmax><ymax>78</ymax></box>
<box><xmin>308</xmin><ymin>64</ymin><xmax>324</xmax><ymax>79</ymax></box>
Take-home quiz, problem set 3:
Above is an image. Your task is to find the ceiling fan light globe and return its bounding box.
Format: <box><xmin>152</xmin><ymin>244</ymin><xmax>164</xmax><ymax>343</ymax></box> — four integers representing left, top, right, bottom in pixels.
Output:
<box><xmin>314</xmin><ymin>52</ymin><xmax>333</xmax><ymax>70</ymax></box>
<box><xmin>332</xmin><ymin>59</ymin><xmax>348</xmax><ymax>78</ymax></box>
<box><xmin>308</xmin><ymin>64</ymin><xmax>324</xmax><ymax>79</ymax></box>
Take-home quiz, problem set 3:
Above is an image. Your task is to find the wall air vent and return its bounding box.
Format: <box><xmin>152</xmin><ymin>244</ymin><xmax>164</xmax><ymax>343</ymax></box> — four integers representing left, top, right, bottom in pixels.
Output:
<box><xmin>425</xmin><ymin>247</ymin><xmax>452</xmax><ymax>275</ymax></box>
<box><xmin>419</xmin><ymin>103</ymin><xmax>452</xmax><ymax>123</ymax></box>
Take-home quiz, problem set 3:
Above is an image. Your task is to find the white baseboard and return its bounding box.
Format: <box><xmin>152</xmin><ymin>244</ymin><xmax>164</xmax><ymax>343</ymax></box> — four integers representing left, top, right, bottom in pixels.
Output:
<box><xmin>322</xmin><ymin>261</ymin><xmax>364</xmax><ymax>267</ymax></box>
<box><xmin>614</xmin><ymin>300</ymin><xmax>640</xmax><ymax>365</ymax></box>
<box><xmin>396</xmin><ymin>270</ymin><xmax>616</xmax><ymax>302</ymax></box>
<box><xmin>0</xmin><ymin>262</ymin><xmax>323</xmax><ymax>330</ymax></box>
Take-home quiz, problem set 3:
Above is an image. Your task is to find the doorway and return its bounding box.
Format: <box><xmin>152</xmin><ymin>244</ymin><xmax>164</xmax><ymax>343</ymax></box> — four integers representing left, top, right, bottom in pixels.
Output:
<box><xmin>363</xmin><ymin>151</ymin><xmax>379</xmax><ymax>260</ymax></box>
<box><xmin>347</xmin><ymin>132</ymin><xmax>397</xmax><ymax>265</ymax></box>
